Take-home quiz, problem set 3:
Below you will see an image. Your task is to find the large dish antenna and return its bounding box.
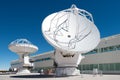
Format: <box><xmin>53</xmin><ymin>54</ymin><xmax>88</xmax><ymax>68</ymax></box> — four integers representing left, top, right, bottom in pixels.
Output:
<box><xmin>42</xmin><ymin>4</ymin><xmax>100</xmax><ymax>53</ymax></box>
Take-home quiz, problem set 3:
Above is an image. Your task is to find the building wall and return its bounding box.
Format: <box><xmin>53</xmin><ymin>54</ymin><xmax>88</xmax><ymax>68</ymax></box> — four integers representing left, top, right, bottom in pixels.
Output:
<box><xmin>31</xmin><ymin>51</ymin><xmax>54</xmax><ymax>68</ymax></box>
<box><xmin>81</xmin><ymin>51</ymin><xmax>120</xmax><ymax>64</ymax></box>
<box><xmin>11</xmin><ymin>60</ymin><xmax>23</xmax><ymax>71</ymax></box>
<box><xmin>79</xmin><ymin>34</ymin><xmax>120</xmax><ymax>73</ymax></box>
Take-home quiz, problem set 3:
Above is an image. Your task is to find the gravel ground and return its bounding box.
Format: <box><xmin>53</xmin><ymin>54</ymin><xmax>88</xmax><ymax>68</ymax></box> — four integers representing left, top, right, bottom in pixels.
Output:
<box><xmin>0</xmin><ymin>74</ymin><xmax>120</xmax><ymax>80</ymax></box>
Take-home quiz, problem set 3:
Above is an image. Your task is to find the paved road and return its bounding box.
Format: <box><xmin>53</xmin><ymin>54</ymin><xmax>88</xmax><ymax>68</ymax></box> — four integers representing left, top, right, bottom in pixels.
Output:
<box><xmin>0</xmin><ymin>74</ymin><xmax>120</xmax><ymax>80</ymax></box>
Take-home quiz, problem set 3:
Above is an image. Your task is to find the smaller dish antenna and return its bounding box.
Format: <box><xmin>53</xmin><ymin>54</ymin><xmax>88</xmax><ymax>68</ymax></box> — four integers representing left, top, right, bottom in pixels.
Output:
<box><xmin>9</xmin><ymin>39</ymin><xmax>38</xmax><ymax>74</ymax></box>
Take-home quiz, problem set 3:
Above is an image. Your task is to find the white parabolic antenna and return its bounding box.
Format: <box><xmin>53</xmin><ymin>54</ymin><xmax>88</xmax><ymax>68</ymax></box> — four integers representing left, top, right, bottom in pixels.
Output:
<box><xmin>9</xmin><ymin>39</ymin><xmax>38</xmax><ymax>74</ymax></box>
<box><xmin>9</xmin><ymin>39</ymin><xmax>38</xmax><ymax>54</ymax></box>
<box><xmin>42</xmin><ymin>4</ymin><xmax>100</xmax><ymax>53</ymax></box>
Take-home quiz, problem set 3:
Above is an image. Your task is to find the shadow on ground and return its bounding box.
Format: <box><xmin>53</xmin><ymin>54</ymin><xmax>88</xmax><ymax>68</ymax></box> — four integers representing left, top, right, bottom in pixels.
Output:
<box><xmin>10</xmin><ymin>75</ymin><xmax>55</xmax><ymax>78</ymax></box>
<box><xmin>10</xmin><ymin>74</ymin><xmax>68</xmax><ymax>78</ymax></box>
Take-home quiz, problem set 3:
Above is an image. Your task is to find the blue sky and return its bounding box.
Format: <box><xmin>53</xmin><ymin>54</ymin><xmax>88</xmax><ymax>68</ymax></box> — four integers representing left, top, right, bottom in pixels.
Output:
<box><xmin>0</xmin><ymin>0</ymin><xmax>120</xmax><ymax>70</ymax></box>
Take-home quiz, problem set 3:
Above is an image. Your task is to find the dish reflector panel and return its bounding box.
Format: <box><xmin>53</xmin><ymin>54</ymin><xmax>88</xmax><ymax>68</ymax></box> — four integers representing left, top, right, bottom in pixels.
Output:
<box><xmin>42</xmin><ymin>4</ymin><xmax>100</xmax><ymax>53</ymax></box>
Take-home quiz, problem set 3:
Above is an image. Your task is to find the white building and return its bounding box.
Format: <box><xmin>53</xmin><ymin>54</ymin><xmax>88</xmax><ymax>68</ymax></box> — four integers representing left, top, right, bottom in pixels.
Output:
<box><xmin>80</xmin><ymin>34</ymin><xmax>120</xmax><ymax>74</ymax></box>
<box><xmin>31</xmin><ymin>51</ymin><xmax>54</xmax><ymax>69</ymax></box>
<box><xmin>11</xmin><ymin>34</ymin><xmax>120</xmax><ymax>74</ymax></box>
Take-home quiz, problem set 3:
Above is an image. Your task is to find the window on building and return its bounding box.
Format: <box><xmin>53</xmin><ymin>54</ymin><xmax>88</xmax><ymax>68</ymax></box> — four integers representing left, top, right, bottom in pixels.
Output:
<box><xmin>89</xmin><ymin>64</ymin><xmax>94</xmax><ymax>70</ymax></box>
<box><xmin>83</xmin><ymin>65</ymin><xmax>86</xmax><ymax>70</ymax></box>
<box><xmin>115</xmin><ymin>63</ymin><xmax>120</xmax><ymax>71</ymax></box>
<box><xmin>84</xmin><ymin>49</ymin><xmax>98</xmax><ymax>55</ymax></box>
<box><xmin>85</xmin><ymin>64</ymin><xmax>90</xmax><ymax>70</ymax></box>
<box><xmin>100</xmin><ymin>48</ymin><xmax>104</xmax><ymax>53</ymax></box>
<box><xmin>103</xmin><ymin>47</ymin><xmax>109</xmax><ymax>52</ymax></box>
<box><xmin>93</xmin><ymin>64</ymin><xmax>98</xmax><ymax>69</ymax></box>
<box><xmin>99</xmin><ymin>64</ymin><xmax>103</xmax><ymax>70</ymax></box>
<box><xmin>109</xmin><ymin>63</ymin><xmax>115</xmax><ymax>71</ymax></box>
<box><xmin>116</xmin><ymin>45</ymin><xmax>120</xmax><ymax>50</ymax></box>
<box><xmin>79</xmin><ymin>63</ymin><xmax>120</xmax><ymax>72</ymax></box>
<box><xmin>93</xmin><ymin>49</ymin><xmax>98</xmax><ymax>53</ymax></box>
<box><xmin>103</xmin><ymin>64</ymin><xmax>108</xmax><ymax>71</ymax></box>
<box><xmin>35</xmin><ymin>57</ymin><xmax>51</xmax><ymax>62</ymax></box>
<box><xmin>109</xmin><ymin>46</ymin><xmax>116</xmax><ymax>51</ymax></box>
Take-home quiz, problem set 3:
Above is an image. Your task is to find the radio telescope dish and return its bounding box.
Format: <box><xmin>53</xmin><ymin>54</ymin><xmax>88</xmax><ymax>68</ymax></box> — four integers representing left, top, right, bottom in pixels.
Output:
<box><xmin>9</xmin><ymin>39</ymin><xmax>38</xmax><ymax>74</ymax></box>
<box><xmin>9</xmin><ymin>39</ymin><xmax>38</xmax><ymax>54</ymax></box>
<box><xmin>42</xmin><ymin>4</ymin><xmax>100</xmax><ymax>53</ymax></box>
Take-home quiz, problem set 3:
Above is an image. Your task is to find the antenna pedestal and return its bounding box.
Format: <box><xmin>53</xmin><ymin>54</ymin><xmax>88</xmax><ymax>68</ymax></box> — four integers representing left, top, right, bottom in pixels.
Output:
<box><xmin>17</xmin><ymin>68</ymin><xmax>31</xmax><ymax>74</ymax></box>
<box><xmin>16</xmin><ymin>54</ymin><xmax>32</xmax><ymax>74</ymax></box>
<box><xmin>54</xmin><ymin>50</ymin><xmax>84</xmax><ymax>76</ymax></box>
